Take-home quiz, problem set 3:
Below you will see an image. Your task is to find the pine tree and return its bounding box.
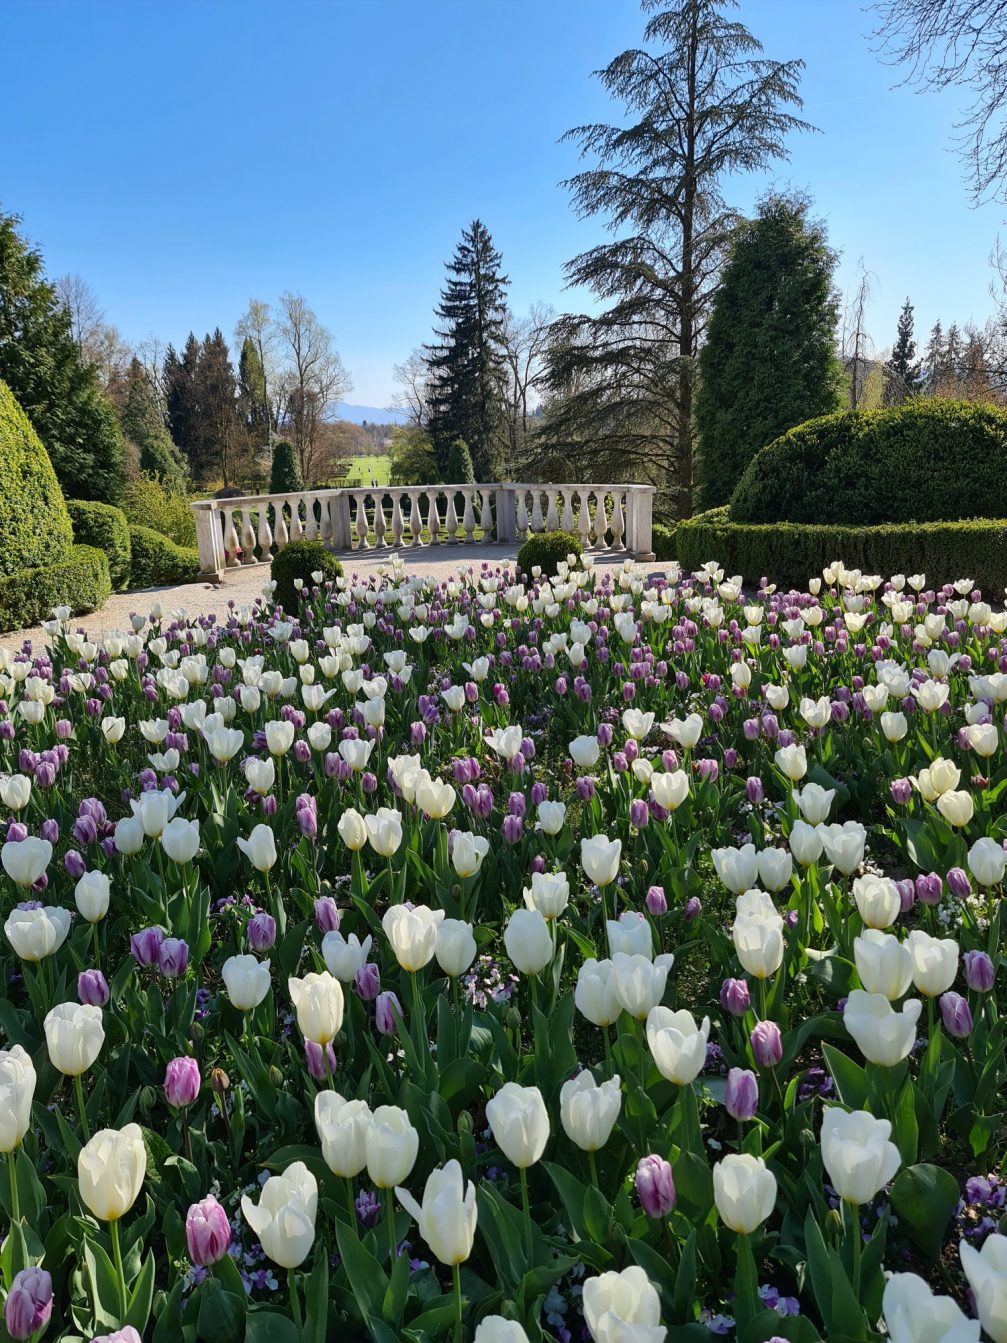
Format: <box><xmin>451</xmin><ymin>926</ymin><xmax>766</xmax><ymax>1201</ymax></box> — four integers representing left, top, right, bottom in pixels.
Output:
<box><xmin>120</xmin><ymin>357</ymin><xmax>187</xmax><ymax>486</ymax></box>
<box><xmin>884</xmin><ymin>298</ymin><xmax>920</xmax><ymax>403</ymax></box>
<box><xmin>0</xmin><ymin>210</ymin><xmax>124</xmax><ymax>502</ymax></box>
<box><xmin>542</xmin><ymin>0</ymin><xmax>811</xmax><ymax>518</ymax></box>
<box><xmin>424</xmin><ymin>220</ymin><xmax>510</xmax><ymax>481</ymax></box>
<box><xmin>695</xmin><ymin>193</ymin><xmax>845</xmax><ymax>509</ymax></box>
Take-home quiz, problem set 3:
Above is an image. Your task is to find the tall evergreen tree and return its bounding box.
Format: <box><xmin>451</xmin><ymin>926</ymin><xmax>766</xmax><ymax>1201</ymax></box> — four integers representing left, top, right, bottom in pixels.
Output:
<box><xmin>163</xmin><ymin>334</ymin><xmax>201</xmax><ymax>467</ymax></box>
<box><xmin>923</xmin><ymin>319</ymin><xmax>946</xmax><ymax>390</ymax></box>
<box><xmin>163</xmin><ymin>331</ymin><xmax>241</xmax><ymax>484</ymax></box>
<box><xmin>120</xmin><ymin>358</ymin><xmax>187</xmax><ymax>486</ymax></box>
<box><xmin>0</xmin><ymin>210</ymin><xmax>124</xmax><ymax>502</ymax></box>
<box><xmin>884</xmin><ymin>297</ymin><xmax>920</xmax><ymax>403</ymax></box>
<box><xmin>424</xmin><ymin>220</ymin><xmax>510</xmax><ymax>481</ymax></box>
<box><xmin>695</xmin><ymin>193</ymin><xmax>845</xmax><ymax>509</ymax></box>
<box><xmin>238</xmin><ymin>336</ymin><xmax>270</xmax><ymax>441</ymax></box>
<box><xmin>542</xmin><ymin>0</ymin><xmax>810</xmax><ymax>518</ymax></box>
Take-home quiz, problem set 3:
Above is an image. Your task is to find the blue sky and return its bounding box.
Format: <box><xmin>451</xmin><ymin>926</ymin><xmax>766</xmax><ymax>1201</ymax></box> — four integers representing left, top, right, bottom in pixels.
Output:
<box><xmin>4</xmin><ymin>0</ymin><xmax>1002</xmax><ymax>406</ymax></box>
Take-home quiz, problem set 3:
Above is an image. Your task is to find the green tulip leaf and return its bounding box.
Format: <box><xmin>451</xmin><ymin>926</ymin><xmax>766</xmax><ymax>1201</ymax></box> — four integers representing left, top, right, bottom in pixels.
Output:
<box><xmin>890</xmin><ymin>1163</ymin><xmax>960</xmax><ymax>1260</ymax></box>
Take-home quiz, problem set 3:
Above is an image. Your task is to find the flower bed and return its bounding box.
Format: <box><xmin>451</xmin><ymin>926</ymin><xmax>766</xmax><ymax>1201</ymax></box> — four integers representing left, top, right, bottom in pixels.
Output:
<box><xmin>0</xmin><ymin>556</ymin><xmax>1005</xmax><ymax>1341</ymax></box>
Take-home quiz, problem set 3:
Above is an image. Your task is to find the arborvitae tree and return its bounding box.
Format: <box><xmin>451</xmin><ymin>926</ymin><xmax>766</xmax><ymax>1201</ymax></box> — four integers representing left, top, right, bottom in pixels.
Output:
<box><xmin>424</xmin><ymin>220</ymin><xmax>510</xmax><ymax>481</ymax></box>
<box><xmin>543</xmin><ymin>0</ymin><xmax>811</xmax><ymax>519</ymax></box>
<box><xmin>695</xmin><ymin>193</ymin><xmax>844</xmax><ymax>509</ymax></box>
<box><xmin>120</xmin><ymin>358</ymin><xmax>187</xmax><ymax>486</ymax></box>
<box><xmin>884</xmin><ymin>298</ymin><xmax>920</xmax><ymax>403</ymax></box>
<box><xmin>0</xmin><ymin>210</ymin><xmax>124</xmax><ymax>502</ymax></box>
<box><xmin>445</xmin><ymin>438</ymin><xmax>475</xmax><ymax>484</ymax></box>
<box><xmin>238</xmin><ymin>336</ymin><xmax>269</xmax><ymax>440</ymax></box>
<box><xmin>270</xmin><ymin>440</ymin><xmax>303</xmax><ymax>494</ymax></box>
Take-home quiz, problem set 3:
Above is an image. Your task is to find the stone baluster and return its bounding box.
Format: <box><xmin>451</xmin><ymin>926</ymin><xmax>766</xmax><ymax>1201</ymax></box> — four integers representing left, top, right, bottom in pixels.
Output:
<box><xmin>530</xmin><ymin>491</ymin><xmax>545</xmax><ymax>534</ymax></box>
<box><xmin>374</xmin><ymin>492</ymin><xmax>388</xmax><ymax>548</ymax></box>
<box><xmin>479</xmin><ymin>489</ymin><xmax>493</xmax><ymax>541</ymax></box>
<box><xmin>257</xmin><ymin>504</ymin><xmax>273</xmax><ymax>559</ymax></box>
<box><xmin>515</xmin><ymin>490</ymin><xmax>528</xmax><ymax>542</ymax></box>
<box><xmin>444</xmin><ymin>490</ymin><xmax>459</xmax><ymax>543</ymax></box>
<box><xmin>593</xmin><ymin>490</ymin><xmax>609</xmax><ymax>549</ymax></box>
<box><xmin>240</xmin><ymin>508</ymin><xmax>256</xmax><ymax>562</ymax></box>
<box><xmin>426</xmin><ymin>491</ymin><xmax>442</xmax><ymax>543</ymax></box>
<box><xmin>274</xmin><ymin>500</ymin><xmax>289</xmax><ymax>550</ymax></box>
<box><xmin>610</xmin><ymin>491</ymin><xmax>625</xmax><ymax>550</ymax></box>
<box><xmin>560</xmin><ymin>489</ymin><xmax>575</xmax><ymax>533</ymax></box>
<box><xmin>390</xmin><ymin>493</ymin><xmax>404</xmax><ymax>547</ymax></box>
<box><xmin>223</xmin><ymin>509</ymin><xmax>240</xmax><ymax>567</ymax></box>
<box><xmin>318</xmin><ymin>497</ymin><xmax>332</xmax><ymax>546</ymax></box>
<box><xmin>289</xmin><ymin>498</ymin><xmax>304</xmax><ymax>544</ymax></box>
<box><xmin>462</xmin><ymin>489</ymin><xmax>476</xmax><ymax>542</ymax></box>
<box><xmin>304</xmin><ymin>494</ymin><xmax>318</xmax><ymax>542</ymax></box>
<box><xmin>354</xmin><ymin>493</ymin><xmax>370</xmax><ymax>550</ymax></box>
<box><xmin>412</xmin><ymin>493</ymin><xmax>425</xmax><ymax>546</ymax></box>
<box><xmin>577</xmin><ymin>491</ymin><xmax>592</xmax><ymax>550</ymax></box>
<box><xmin>545</xmin><ymin>491</ymin><xmax>559</xmax><ymax>531</ymax></box>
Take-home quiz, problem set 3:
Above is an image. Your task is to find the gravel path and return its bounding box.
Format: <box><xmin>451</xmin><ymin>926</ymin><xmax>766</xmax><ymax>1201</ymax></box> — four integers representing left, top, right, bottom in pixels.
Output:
<box><xmin>0</xmin><ymin>546</ymin><xmax>676</xmax><ymax>652</ymax></box>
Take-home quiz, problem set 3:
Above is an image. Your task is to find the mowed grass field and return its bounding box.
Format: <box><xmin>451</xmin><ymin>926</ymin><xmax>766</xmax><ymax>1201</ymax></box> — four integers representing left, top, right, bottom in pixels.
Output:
<box><xmin>343</xmin><ymin>455</ymin><xmax>392</xmax><ymax>486</ymax></box>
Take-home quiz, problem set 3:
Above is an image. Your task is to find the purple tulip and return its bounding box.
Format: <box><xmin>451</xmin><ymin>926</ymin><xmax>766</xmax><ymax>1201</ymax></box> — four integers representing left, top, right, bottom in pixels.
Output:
<box><xmin>720</xmin><ymin>978</ymin><xmax>750</xmax><ymax>1017</ymax></box>
<box><xmin>247</xmin><ymin>912</ymin><xmax>276</xmax><ymax>953</ymax></box>
<box><xmin>130</xmin><ymin>925</ymin><xmax>165</xmax><ymax>967</ymax></box>
<box><xmin>158</xmin><ymin>938</ymin><xmax>189</xmax><ymax>978</ymax></box>
<box><xmin>91</xmin><ymin>1331</ymin><xmax>143</xmax><ymax>1343</ymax></box>
<box><xmin>964</xmin><ymin>949</ymin><xmax>995</xmax><ymax>993</ymax></box>
<box><xmin>890</xmin><ymin>777</ymin><xmax>912</xmax><ymax>805</ymax></box>
<box><xmin>354</xmin><ymin>963</ymin><xmax>381</xmax><ymax>1001</ymax></box>
<box><xmin>751</xmin><ymin>1020</ymin><xmax>783</xmax><ymax>1067</ymax></box>
<box><xmin>164</xmin><ymin>1056</ymin><xmax>200</xmax><ymax>1107</ymax></box>
<box><xmin>947</xmin><ymin>867</ymin><xmax>972</xmax><ymax>900</ymax></box>
<box><xmin>305</xmin><ymin>1039</ymin><xmax>337</xmax><ymax>1081</ymax></box>
<box><xmin>4</xmin><ymin>1267</ymin><xmax>53</xmax><ymax>1340</ymax></box>
<box><xmin>630</xmin><ymin>799</ymin><xmax>650</xmax><ymax>828</ymax></box>
<box><xmin>646</xmin><ymin>885</ymin><xmax>667</xmax><ymax>917</ymax></box>
<box><xmin>40</xmin><ymin>818</ymin><xmax>59</xmax><ymax>844</ymax></box>
<box><xmin>725</xmin><ymin>1067</ymin><xmax>759</xmax><ymax>1122</ymax></box>
<box><xmin>501</xmin><ymin>814</ymin><xmax>523</xmax><ymax>845</ymax></box>
<box><xmin>185</xmin><ymin>1194</ymin><xmax>231</xmax><ymax>1266</ymax></box>
<box><xmin>314</xmin><ymin>897</ymin><xmax>341</xmax><ymax>934</ymax></box>
<box><xmin>575</xmin><ymin>776</ymin><xmax>595</xmax><ymax>802</ymax></box>
<box><xmin>746</xmin><ymin>776</ymin><xmax>764</xmax><ymax>805</ymax></box>
<box><xmin>64</xmin><ymin>848</ymin><xmax>86</xmax><ymax>879</ymax></box>
<box><xmin>939</xmin><ymin>991</ymin><xmax>973</xmax><ymax>1039</ymax></box>
<box><xmin>896</xmin><ymin>878</ymin><xmax>916</xmax><ymax>914</ymax></box>
<box><xmin>916</xmin><ymin>872</ymin><xmax>943</xmax><ymax>907</ymax></box>
<box><xmin>683</xmin><ymin>896</ymin><xmax>702</xmax><ymax>923</ymax></box>
<box><xmin>635</xmin><ymin>1155</ymin><xmax>676</xmax><ymax>1217</ymax></box>
<box><xmin>375</xmin><ymin>990</ymin><xmax>401</xmax><ymax>1035</ymax></box>
<box><xmin>78</xmin><ymin>969</ymin><xmax>110</xmax><ymax>1007</ymax></box>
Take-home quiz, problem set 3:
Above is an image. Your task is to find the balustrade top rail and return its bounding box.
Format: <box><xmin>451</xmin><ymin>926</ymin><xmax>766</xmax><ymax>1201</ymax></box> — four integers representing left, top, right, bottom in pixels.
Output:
<box><xmin>190</xmin><ymin>482</ymin><xmax>655</xmax><ymax>577</ymax></box>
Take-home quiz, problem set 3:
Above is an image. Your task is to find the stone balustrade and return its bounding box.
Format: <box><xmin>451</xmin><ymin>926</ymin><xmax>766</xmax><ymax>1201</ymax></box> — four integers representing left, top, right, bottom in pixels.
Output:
<box><xmin>190</xmin><ymin>482</ymin><xmax>655</xmax><ymax>578</ymax></box>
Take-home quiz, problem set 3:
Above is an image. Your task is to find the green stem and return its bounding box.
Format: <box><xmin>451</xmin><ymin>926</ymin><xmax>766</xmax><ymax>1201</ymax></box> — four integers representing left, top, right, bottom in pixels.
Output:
<box><xmin>110</xmin><ymin>1218</ymin><xmax>128</xmax><ymax>1325</ymax></box>
<box><xmin>91</xmin><ymin>921</ymin><xmax>102</xmax><ymax>972</ymax></box>
<box><xmin>345</xmin><ymin>1177</ymin><xmax>357</xmax><ymax>1226</ymax></box>
<box><xmin>588</xmin><ymin>1149</ymin><xmax>600</xmax><ymax>1191</ymax></box>
<box><xmin>846</xmin><ymin>1200</ymin><xmax>862</xmax><ymax>1299</ymax></box>
<box><xmin>8</xmin><ymin>1150</ymin><xmax>19</xmax><ymax>1226</ymax></box>
<box><xmin>288</xmin><ymin>1267</ymin><xmax>303</xmax><ymax>1330</ymax></box>
<box><xmin>519</xmin><ymin>1166</ymin><xmax>532</xmax><ymax>1263</ymax></box>
<box><xmin>385</xmin><ymin>1186</ymin><xmax>397</xmax><ymax>1265</ymax></box>
<box><xmin>602</xmin><ymin>1024</ymin><xmax>613</xmax><ymax>1077</ymax></box>
<box><xmin>453</xmin><ymin>1261</ymin><xmax>463</xmax><ymax>1343</ymax></box>
<box><xmin>75</xmin><ymin>1073</ymin><xmax>91</xmax><ymax>1142</ymax></box>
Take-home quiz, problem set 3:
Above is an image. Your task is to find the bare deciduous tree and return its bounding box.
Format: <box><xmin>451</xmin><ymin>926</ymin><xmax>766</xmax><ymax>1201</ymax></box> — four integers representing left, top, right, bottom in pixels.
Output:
<box><xmin>501</xmin><ymin>303</ymin><xmax>553</xmax><ymax>471</ymax></box>
<box><xmin>841</xmin><ymin>263</ymin><xmax>877</xmax><ymax>409</ymax></box>
<box><xmin>276</xmin><ymin>293</ymin><xmax>352</xmax><ymax>483</ymax></box>
<box><xmin>872</xmin><ymin>0</ymin><xmax>1007</xmax><ymax>203</ymax></box>
<box><xmin>54</xmin><ymin>273</ymin><xmax>104</xmax><ymax>352</ymax></box>
<box><xmin>390</xmin><ymin>349</ymin><xmax>429</xmax><ymax>428</ymax></box>
<box><xmin>235</xmin><ymin>299</ymin><xmax>284</xmax><ymax>433</ymax></box>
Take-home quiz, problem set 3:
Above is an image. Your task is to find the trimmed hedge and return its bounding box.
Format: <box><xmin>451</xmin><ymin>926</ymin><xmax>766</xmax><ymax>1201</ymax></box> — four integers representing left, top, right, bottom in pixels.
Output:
<box><xmin>127</xmin><ymin>526</ymin><xmax>200</xmax><ymax>588</ymax></box>
<box><xmin>0</xmin><ymin>545</ymin><xmax>111</xmax><ymax>634</ymax></box>
<box><xmin>270</xmin><ymin>541</ymin><xmax>344</xmax><ymax>612</ymax></box>
<box><xmin>516</xmin><ymin>530</ymin><xmax>583</xmax><ymax>579</ymax></box>
<box><xmin>677</xmin><ymin>506</ymin><xmax>1007</xmax><ymax>596</ymax></box>
<box><xmin>67</xmin><ymin>499</ymin><xmax>131</xmax><ymax>590</ymax></box>
<box><xmin>652</xmin><ymin>523</ymin><xmax>677</xmax><ymax>562</ymax></box>
<box><xmin>730</xmin><ymin>399</ymin><xmax>1007</xmax><ymax>526</ymax></box>
<box><xmin>0</xmin><ymin>378</ymin><xmax>74</xmax><ymax>577</ymax></box>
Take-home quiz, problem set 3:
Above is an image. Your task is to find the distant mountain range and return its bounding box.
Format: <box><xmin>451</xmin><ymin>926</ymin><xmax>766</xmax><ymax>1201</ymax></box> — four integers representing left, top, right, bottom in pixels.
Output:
<box><xmin>335</xmin><ymin>403</ymin><xmax>409</xmax><ymax>425</ymax></box>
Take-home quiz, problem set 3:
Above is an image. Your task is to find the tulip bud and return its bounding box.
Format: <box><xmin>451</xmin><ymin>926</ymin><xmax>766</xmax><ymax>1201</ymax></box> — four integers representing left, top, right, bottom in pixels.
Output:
<box><xmin>896</xmin><ymin>878</ymin><xmax>916</xmax><ymax>913</ymax></box>
<box><xmin>78</xmin><ymin>968</ymin><xmax>110</xmax><ymax>1007</ymax></box>
<box><xmin>375</xmin><ymin>991</ymin><xmax>401</xmax><ymax>1034</ymax></box>
<box><xmin>751</xmin><ymin>1020</ymin><xmax>783</xmax><ymax>1067</ymax></box>
<box><xmin>314</xmin><ymin>896</ymin><xmax>341</xmax><ymax>934</ymax></box>
<box><xmin>354</xmin><ymin>962</ymin><xmax>381</xmax><ymax>1001</ymax></box>
<box><xmin>209</xmin><ymin>1066</ymin><xmax>230</xmax><ymax>1095</ymax></box>
<box><xmin>4</xmin><ymin>1267</ymin><xmax>53</xmax><ymax>1340</ymax></box>
<box><xmin>720</xmin><ymin>977</ymin><xmax>750</xmax><ymax>1017</ymax></box>
<box><xmin>157</xmin><ymin>937</ymin><xmax>189</xmax><ymax>978</ymax></box>
<box><xmin>304</xmin><ymin>1039</ymin><xmax>337</xmax><ymax>1081</ymax></box>
<box><xmin>963</xmin><ymin>949</ymin><xmax>995</xmax><ymax>993</ymax></box>
<box><xmin>186</xmin><ymin>1193</ymin><xmax>231</xmax><ymax>1266</ymax></box>
<box><xmin>890</xmin><ymin>777</ymin><xmax>912</xmax><ymax>805</ymax></box>
<box><xmin>683</xmin><ymin>896</ymin><xmax>702</xmax><ymax>922</ymax></box>
<box><xmin>164</xmin><ymin>1056</ymin><xmax>200</xmax><ymax>1107</ymax></box>
<box><xmin>635</xmin><ymin>1154</ymin><xmax>676</xmax><ymax>1217</ymax></box>
<box><xmin>947</xmin><ymin>867</ymin><xmax>972</xmax><ymax>899</ymax></box>
<box><xmin>725</xmin><ymin>1067</ymin><xmax>759</xmax><ymax>1121</ymax></box>
<box><xmin>645</xmin><ymin>885</ymin><xmax>667</xmax><ymax>917</ymax></box>
<box><xmin>915</xmin><ymin>872</ymin><xmax>943</xmax><ymax>907</ymax></box>
<box><xmin>247</xmin><ymin>912</ymin><xmax>277</xmax><ymax>952</ymax></box>
<box><xmin>939</xmin><ymin>991</ymin><xmax>973</xmax><ymax>1038</ymax></box>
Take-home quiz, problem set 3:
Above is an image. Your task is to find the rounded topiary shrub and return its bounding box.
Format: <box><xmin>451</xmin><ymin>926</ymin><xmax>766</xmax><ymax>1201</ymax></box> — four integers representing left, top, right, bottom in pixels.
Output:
<box><xmin>270</xmin><ymin>441</ymin><xmax>304</xmax><ymax>495</ymax></box>
<box><xmin>652</xmin><ymin>523</ymin><xmax>677</xmax><ymax>561</ymax></box>
<box><xmin>66</xmin><ymin>499</ymin><xmax>131</xmax><ymax>590</ymax></box>
<box><xmin>127</xmin><ymin>526</ymin><xmax>200</xmax><ymax>588</ymax></box>
<box><xmin>0</xmin><ymin>378</ymin><xmax>74</xmax><ymax>577</ymax></box>
<box><xmin>270</xmin><ymin>540</ymin><xmax>343</xmax><ymax>611</ymax></box>
<box><xmin>730</xmin><ymin>398</ymin><xmax>1007</xmax><ymax>526</ymax></box>
<box><xmin>516</xmin><ymin>530</ymin><xmax>583</xmax><ymax>579</ymax></box>
<box><xmin>0</xmin><ymin>544</ymin><xmax>111</xmax><ymax>634</ymax></box>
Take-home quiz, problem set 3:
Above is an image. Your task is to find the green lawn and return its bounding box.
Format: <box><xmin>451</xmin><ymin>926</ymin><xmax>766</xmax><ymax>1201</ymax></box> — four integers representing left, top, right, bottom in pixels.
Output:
<box><xmin>343</xmin><ymin>455</ymin><xmax>391</xmax><ymax>486</ymax></box>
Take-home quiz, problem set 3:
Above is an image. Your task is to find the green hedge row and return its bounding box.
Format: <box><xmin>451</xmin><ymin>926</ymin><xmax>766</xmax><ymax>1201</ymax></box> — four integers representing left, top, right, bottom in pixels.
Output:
<box><xmin>67</xmin><ymin>499</ymin><xmax>132</xmax><ymax>590</ymax></box>
<box><xmin>730</xmin><ymin>398</ymin><xmax>1007</xmax><ymax>526</ymax></box>
<box><xmin>127</xmin><ymin>526</ymin><xmax>200</xmax><ymax>588</ymax></box>
<box><xmin>0</xmin><ymin>379</ymin><xmax>74</xmax><ymax>578</ymax></box>
<box><xmin>0</xmin><ymin>545</ymin><xmax>111</xmax><ymax>634</ymax></box>
<box><xmin>652</xmin><ymin>523</ymin><xmax>677</xmax><ymax>562</ymax></box>
<box><xmin>676</xmin><ymin>507</ymin><xmax>1007</xmax><ymax>596</ymax></box>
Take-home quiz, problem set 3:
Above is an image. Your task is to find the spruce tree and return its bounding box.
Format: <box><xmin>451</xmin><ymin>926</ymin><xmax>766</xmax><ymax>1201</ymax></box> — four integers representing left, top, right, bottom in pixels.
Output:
<box><xmin>923</xmin><ymin>320</ymin><xmax>946</xmax><ymax>391</ymax></box>
<box><xmin>695</xmin><ymin>193</ymin><xmax>844</xmax><ymax>509</ymax></box>
<box><xmin>0</xmin><ymin>210</ymin><xmax>124</xmax><ymax>502</ymax></box>
<box><xmin>884</xmin><ymin>298</ymin><xmax>920</xmax><ymax>403</ymax></box>
<box><xmin>543</xmin><ymin>0</ymin><xmax>811</xmax><ymax>518</ymax></box>
<box><xmin>120</xmin><ymin>358</ymin><xmax>187</xmax><ymax>487</ymax></box>
<box><xmin>424</xmin><ymin>220</ymin><xmax>509</xmax><ymax>481</ymax></box>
